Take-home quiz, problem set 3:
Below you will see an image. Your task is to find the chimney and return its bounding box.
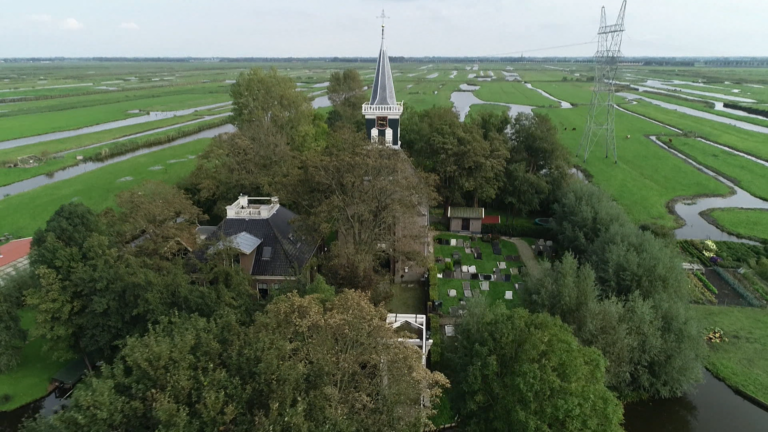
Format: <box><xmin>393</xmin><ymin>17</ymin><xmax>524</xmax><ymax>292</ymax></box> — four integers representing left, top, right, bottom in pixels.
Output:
<box><xmin>238</xmin><ymin>194</ymin><xmax>249</xmax><ymax>208</ymax></box>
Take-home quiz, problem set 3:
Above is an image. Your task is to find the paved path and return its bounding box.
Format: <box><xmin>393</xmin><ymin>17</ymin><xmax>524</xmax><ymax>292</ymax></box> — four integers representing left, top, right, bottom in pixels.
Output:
<box><xmin>503</xmin><ymin>237</ymin><xmax>541</xmax><ymax>277</ymax></box>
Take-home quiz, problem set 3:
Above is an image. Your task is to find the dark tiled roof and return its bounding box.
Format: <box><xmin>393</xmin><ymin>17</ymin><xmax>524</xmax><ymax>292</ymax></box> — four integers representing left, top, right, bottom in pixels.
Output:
<box><xmin>219</xmin><ymin>206</ymin><xmax>316</xmax><ymax>277</ymax></box>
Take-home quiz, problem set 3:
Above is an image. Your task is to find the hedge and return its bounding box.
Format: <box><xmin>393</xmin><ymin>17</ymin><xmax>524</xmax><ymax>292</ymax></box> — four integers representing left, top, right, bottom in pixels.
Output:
<box><xmin>428</xmin><ymin>265</ymin><xmax>438</xmax><ymax>302</ymax></box>
<box><xmin>429</xmin><ymin>314</ymin><xmax>442</xmax><ymax>364</ymax></box>
<box><xmin>712</xmin><ymin>266</ymin><xmax>763</xmax><ymax>307</ymax></box>
<box><xmin>694</xmin><ymin>271</ymin><xmax>718</xmax><ymax>294</ymax></box>
<box><xmin>481</xmin><ymin>223</ymin><xmax>553</xmax><ymax>240</ymax></box>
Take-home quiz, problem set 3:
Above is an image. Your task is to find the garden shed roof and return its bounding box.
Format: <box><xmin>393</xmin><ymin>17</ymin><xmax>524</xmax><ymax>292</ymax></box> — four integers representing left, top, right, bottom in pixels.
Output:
<box><xmin>448</xmin><ymin>207</ymin><xmax>485</xmax><ymax>219</ymax></box>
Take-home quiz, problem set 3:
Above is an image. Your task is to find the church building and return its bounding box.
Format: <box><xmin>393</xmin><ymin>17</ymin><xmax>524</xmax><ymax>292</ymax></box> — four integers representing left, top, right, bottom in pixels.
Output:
<box><xmin>362</xmin><ymin>18</ymin><xmax>403</xmax><ymax>148</ymax></box>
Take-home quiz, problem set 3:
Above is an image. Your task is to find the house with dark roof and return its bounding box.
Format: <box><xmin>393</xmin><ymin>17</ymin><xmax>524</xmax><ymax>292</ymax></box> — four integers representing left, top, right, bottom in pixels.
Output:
<box><xmin>198</xmin><ymin>196</ymin><xmax>317</xmax><ymax>298</ymax></box>
<box><xmin>448</xmin><ymin>207</ymin><xmax>485</xmax><ymax>234</ymax></box>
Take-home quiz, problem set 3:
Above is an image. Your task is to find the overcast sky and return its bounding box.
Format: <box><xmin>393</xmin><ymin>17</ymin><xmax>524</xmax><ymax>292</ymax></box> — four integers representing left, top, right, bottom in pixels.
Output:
<box><xmin>1</xmin><ymin>0</ymin><xmax>766</xmax><ymax>58</ymax></box>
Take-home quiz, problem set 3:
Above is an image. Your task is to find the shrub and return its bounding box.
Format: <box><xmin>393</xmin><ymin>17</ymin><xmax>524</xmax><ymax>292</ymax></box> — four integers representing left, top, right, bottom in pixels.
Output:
<box><xmin>430</xmin><ymin>222</ymin><xmax>448</xmax><ymax>232</ymax></box>
<box><xmin>694</xmin><ymin>271</ymin><xmax>717</xmax><ymax>294</ymax></box>
<box><xmin>428</xmin><ymin>265</ymin><xmax>438</xmax><ymax>302</ymax></box>
<box><xmin>0</xmin><ymin>394</ymin><xmax>11</xmax><ymax>406</ymax></box>
<box><xmin>445</xmin><ymin>261</ymin><xmax>454</xmax><ymax>272</ymax></box>
<box><xmin>430</xmin><ymin>314</ymin><xmax>442</xmax><ymax>364</ymax></box>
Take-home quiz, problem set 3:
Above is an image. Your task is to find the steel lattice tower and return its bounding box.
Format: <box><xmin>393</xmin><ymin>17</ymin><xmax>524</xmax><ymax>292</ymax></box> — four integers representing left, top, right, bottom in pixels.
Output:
<box><xmin>577</xmin><ymin>0</ymin><xmax>627</xmax><ymax>164</ymax></box>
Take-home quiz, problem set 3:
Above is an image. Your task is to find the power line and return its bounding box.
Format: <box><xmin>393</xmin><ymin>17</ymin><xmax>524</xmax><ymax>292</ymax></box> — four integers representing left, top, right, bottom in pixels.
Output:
<box><xmin>485</xmin><ymin>41</ymin><xmax>597</xmax><ymax>58</ymax></box>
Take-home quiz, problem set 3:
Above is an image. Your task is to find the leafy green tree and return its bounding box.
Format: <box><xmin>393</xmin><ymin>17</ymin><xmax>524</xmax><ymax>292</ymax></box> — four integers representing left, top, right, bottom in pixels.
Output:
<box><xmin>181</xmin><ymin>125</ymin><xmax>298</xmax><ymax>222</ymax></box>
<box><xmin>26</xmin><ymin>292</ymin><xmax>447</xmax><ymax>432</ymax></box>
<box><xmin>552</xmin><ymin>181</ymin><xmax>632</xmax><ymax>258</ymax></box>
<box><xmin>401</xmin><ymin>107</ymin><xmax>508</xmax><ymax>211</ymax></box>
<box><xmin>497</xmin><ymin>112</ymin><xmax>571</xmax><ymax>223</ymax></box>
<box><xmin>25</xmin><ymin>201</ymin><xmax>257</xmax><ymax>367</ymax></box>
<box><xmin>283</xmin><ymin>128</ymin><xmax>436</xmax><ymax>291</ymax></box>
<box><xmin>230</xmin><ymin>67</ymin><xmax>316</xmax><ymax>151</ymax></box>
<box><xmin>326</xmin><ymin>69</ymin><xmax>367</xmax><ymax>131</ymax></box>
<box><xmin>541</xmin><ymin>182</ymin><xmax>704</xmax><ymax>400</ymax></box>
<box><xmin>0</xmin><ymin>270</ymin><xmax>30</xmax><ymax>373</ymax></box>
<box><xmin>446</xmin><ymin>300</ymin><xmax>623</xmax><ymax>432</ymax></box>
<box><xmin>106</xmin><ymin>181</ymin><xmax>204</xmax><ymax>256</ymax></box>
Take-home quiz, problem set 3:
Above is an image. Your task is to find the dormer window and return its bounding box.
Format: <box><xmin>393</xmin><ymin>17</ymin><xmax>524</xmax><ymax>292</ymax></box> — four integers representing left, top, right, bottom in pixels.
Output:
<box><xmin>376</xmin><ymin>116</ymin><xmax>388</xmax><ymax>130</ymax></box>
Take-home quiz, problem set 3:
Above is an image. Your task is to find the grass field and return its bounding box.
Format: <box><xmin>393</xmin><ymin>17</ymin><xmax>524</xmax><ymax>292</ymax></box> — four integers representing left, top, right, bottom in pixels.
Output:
<box><xmin>633</xmin><ymin>91</ymin><xmax>768</xmax><ymax>129</ymax></box>
<box><xmin>623</xmin><ymin>99</ymin><xmax>768</xmax><ymax>162</ymax></box>
<box><xmin>0</xmin><ymin>310</ymin><xmax>71</xmax><ymax>412</ymax></box>
<box><xmin>530</xmin><ymin>81</ymin><xmax>596</xmax><ymax>105</ymax></box>
<box><xmin>0</xmin><ymin>92</ymin><xmax>230</xmax><ymax>142</ymax></box>
<box><xmin>707</xmin><ymin>209</ymin><xmax>768</xmax><ymax>243</ymax></box>
<box><xmin>433</xmin><ymin>233</ymin><xmax>523</xmax><ymax>310</ymax></box>
<box><xmin>0</xmin><ymin>116</ymin><xmax>227</xmax><ymax>187</ymax></box>
<box><xmin>692</xmin><ymin>305</ymin><xmax>768</xmax><ymax>404</ymax></box>
<box><xmin>541</xmin><ymin>106</ymin><xmax>731</xmax><ymax>227</ymax></box>
<box><xmin>0</xmin><ymin>138</ymin><xmax>212</xmax><ymax>238</ymax></box>
<box><xmin>473</xmin><ymin>81</ymin><xmax>558</xmax><ymax>107</ymax></box>
<box><xmin>667</xmin><ymin>137</ymin><xmax>768</xmax><ymax>201</ymax></box>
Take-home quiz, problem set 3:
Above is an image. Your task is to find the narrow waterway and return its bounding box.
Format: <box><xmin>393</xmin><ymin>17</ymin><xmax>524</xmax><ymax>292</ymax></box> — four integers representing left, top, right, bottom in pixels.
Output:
<box><xmin>450</xmin><ymin>91</ymin><xmax>533</xmax><ymax>122</ymax></box>
<box><xmin>0</xmin><ymin>125</ymin><xmax>236</xmax><ymax>200</ymax></box>
<box><xmin>0</xmin><ymin>102</ymin><xmax>232</xmax><ymax>150</ymax></box>
<box><xmin>612</xmin><ymin>104</ymin><xmax>768</xmax><ymax>242</ymax></box>
<box><xmin>624</xmin><ymin>371</ymin><xmax>768</xmax><ymax>432</ymax></box>
<box><xmin>524</xmin><ymin>83</ymin><xmax>572</xmax><ymax>108</ymax></box>
<box><xmin>647</xmin><ymin>136</ymin><xmax>768</xmax><ymax>243</ymax></box>
<box><xmin>637</xmin><ymin>80</ymin><xmax>756</xmax><ymax>103</ymax></box>
<box><xmin>57</xmin><ymin>113</ymin><xmax>231</xmax><ymax>155</ymax></box>
<box><xmin>619</xmin><ymin>93</ymin><xmax>768</xmax><ymax>134</ymax></box>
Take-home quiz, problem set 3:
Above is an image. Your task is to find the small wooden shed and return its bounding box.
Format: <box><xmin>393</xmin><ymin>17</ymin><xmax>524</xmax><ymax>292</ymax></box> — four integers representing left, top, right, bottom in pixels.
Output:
<box><xmin>447</xmin><ymin>207</ymin><xmax>484</xmax><ymax>234</ymax></box>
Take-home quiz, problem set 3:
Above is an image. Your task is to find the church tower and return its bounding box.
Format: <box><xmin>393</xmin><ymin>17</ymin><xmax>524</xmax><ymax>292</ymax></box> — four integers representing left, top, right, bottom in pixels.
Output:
<box><xmin>363</xmin><ymin>11</ymin><xmax>403</xmax><ymax>148</ymax></box>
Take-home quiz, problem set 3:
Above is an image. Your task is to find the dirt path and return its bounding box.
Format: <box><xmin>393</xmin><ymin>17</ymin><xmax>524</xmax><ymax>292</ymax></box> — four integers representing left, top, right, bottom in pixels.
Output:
<box><xmin>504</xmin><ymin>237</ymin><xmax>541</xmax><ymax>277</ymax></box>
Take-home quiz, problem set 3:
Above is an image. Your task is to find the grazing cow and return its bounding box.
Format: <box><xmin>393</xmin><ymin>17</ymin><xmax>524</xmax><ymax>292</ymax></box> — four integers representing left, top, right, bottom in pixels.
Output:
<box><xmin>669</xmin><ymin>138</ymin><xmax>673</xmax><ymax>143</ymax></box>
<box><xmin>572</xmin><ymin>127</ymin><xmax>577</xmax><ymax>131</ymax></box>
<box><xmin>626</xmin><ymin>135</ymin><xmax>631</xmax><ymax>139</ymax></box>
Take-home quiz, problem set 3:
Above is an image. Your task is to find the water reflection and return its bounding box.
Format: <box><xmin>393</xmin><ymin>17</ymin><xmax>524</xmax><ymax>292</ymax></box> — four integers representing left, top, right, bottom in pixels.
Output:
<box><xmin>624</xmin><ymin>371</ymin><xmax>768</xmax><ymax>432</ymax></box>
<box><xmin>450</xmin><ymin>91</ymin><xmax>533</xmax><ymax>122</ymax></box>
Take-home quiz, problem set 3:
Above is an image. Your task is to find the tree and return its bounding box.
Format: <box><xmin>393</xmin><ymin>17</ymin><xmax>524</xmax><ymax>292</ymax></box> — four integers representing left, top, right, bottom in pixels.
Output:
<box><xmin>230</xmin><ymin>67</ymin><xmax>316</xmax><ymax>151</ymax></box>
<box><xmin>107</xmin><ymin>181</ymin><xmax>204</xmax><ymax>256</ymax></box>
<box><xmin>283</xmin><ymin>128</ymin><xmax>436</xmax><ymax>291</ymax></box>
<box><xmin>401</xmin><ymin>107</ymin><xmax>508</xmax><ymax>211</ymax></box>
<box><xmin>446</xmin><ymin>300</ymin><xmax>623</xmax><ymax>432</ymax></box>
<box><xmin>0</xmin><ymin>270</ymin><xmax>30</xmax><ymax>373</ymax></box>
<box><xmin>25</xmin><ymin>202</ymin><xmax>258</xmax><ymax>367</ymax></box>
<box><xmin>181</xmin><ymin>125</ymin><xmax>298</xmax><ymax>222</ymax></box>
<box><xmin>497</xmin><ymin>112</ymin><xmax>571</xmax><ymax>223</ymax></box>
<box><xmin>326</xmin><ymin>69</ymin><xmax>367</xmax><ymax>131</ymax></box>
<box><xmin>541</xmin><ymin>182</ymin><xmax>705</xmax><ymax>400</ymax></box>
<box><xmin>26</xmin><ymin>292</ymin><xmax>447</xmax><ymax>432</ymax></box>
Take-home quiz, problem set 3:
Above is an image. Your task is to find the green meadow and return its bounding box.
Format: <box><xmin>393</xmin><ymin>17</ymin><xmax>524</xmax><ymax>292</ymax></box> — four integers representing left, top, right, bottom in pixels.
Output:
<box><xmin>0</xmin><ymin>138</ymin><xmax>212</xmax><ymax>238</ymax></box>
<box><xmin>473</xmin><ymin>81</ymin><xmax>558</xmax><ymax>107</ymax></box>
<box><xmin>692</xmin><ymin>305</ymin><xmax>768</xmax><ymax>404</ymax></box>
<box><xmin>541</xmin><ymin>106</ymin><xmax>731</xmax><ymax>227</ymax></box>
<box><xmin>623</xmin><ymin>99</ymin><xmax>768</xmax><ymax>161</ymax></box>
<box><xmin>708</xmin><ymin>209</ymin><xmax>768</xmax><ymax>243</ymax></box>
<box><xmin>0</xmin><ymin>310</ymin><xmax>71</xmax><ymax>412</ymax></box>
<box><xmin>667</xmin><ymin>137</ymin><xmax>768</xmax><ymax>201</ymax></box>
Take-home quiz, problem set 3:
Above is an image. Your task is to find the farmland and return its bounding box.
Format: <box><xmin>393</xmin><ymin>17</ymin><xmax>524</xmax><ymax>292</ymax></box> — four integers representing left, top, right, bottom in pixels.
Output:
<box><xmin>2</xmin><ymin>60</ymin><xmax>768</xmax><ymax>245</ymax></box>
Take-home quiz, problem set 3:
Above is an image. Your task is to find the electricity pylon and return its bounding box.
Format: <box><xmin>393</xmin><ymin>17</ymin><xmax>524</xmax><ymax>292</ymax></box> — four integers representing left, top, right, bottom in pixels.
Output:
<box><xmin>577</xmin><ymin>0</ymin><xmax>627</xmax><ymax>164</ymax></box>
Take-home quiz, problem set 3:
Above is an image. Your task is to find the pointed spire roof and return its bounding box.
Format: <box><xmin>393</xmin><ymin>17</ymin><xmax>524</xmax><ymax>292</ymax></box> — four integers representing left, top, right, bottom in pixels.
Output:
<box><xmin>369</xmin><ymin>20</ymin><xmax>397</xmax><ymax>106</ymax></box>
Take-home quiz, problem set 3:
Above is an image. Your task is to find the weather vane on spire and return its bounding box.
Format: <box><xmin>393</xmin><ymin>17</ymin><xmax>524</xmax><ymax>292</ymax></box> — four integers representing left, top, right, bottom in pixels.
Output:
<box><xmin>377</xmin><ymin>9</ymin><xmax>390</xmax><ymax>39</ymax></box>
